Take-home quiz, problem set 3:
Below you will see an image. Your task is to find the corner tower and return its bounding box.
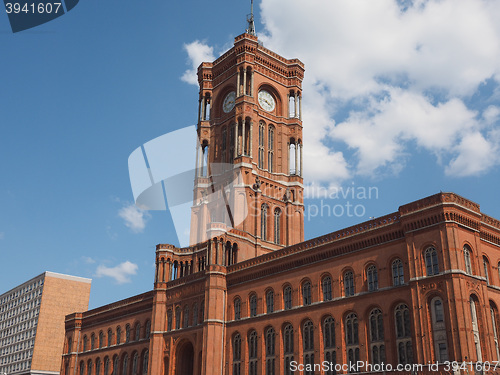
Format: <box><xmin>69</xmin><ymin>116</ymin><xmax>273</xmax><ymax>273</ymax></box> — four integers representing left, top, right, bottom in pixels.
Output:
<box><xmin>190</xmin><ymin>32</ymin><xmax>305</xmax><ymax>259</ymax></box>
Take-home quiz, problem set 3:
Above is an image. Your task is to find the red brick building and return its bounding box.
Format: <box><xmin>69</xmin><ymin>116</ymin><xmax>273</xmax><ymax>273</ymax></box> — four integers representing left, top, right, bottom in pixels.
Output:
<box><xmin>62</xmin><ymin>29</ymin><xmax>500</xmax><ymax>375</ymax></box>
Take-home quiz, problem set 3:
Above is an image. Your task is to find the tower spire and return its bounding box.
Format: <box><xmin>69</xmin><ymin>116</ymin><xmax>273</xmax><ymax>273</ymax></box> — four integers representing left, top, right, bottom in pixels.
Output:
<box><xmin>246</xmin><ymin>0</ymin><xmax>256</xmax><ymax>36</ymax></box>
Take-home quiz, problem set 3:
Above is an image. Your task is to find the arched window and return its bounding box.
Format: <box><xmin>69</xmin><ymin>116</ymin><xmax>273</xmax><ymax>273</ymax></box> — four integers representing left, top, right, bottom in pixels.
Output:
<box><xmin>96</xmin><ymin>358</ymin><xmax>101</xmax><ymax>375</ymax></box>
<box><xmin>83</xmin><ymin>335</ymin><xmax>88</xmax><ymax>351</ymax></box>
<box><xmin>344</xmin><ymin>271</ymin><xmax>354</xmax><ymax>296</ymax></box>
<box><xmin>135</xmin><ymin>323</ymin><xmax>141</xmax><ymax>341</ymax></box>
<box><xmin>274</xmin><ymin>209</ymin><xmax>281</xmax><ymax>245</ymax></box>
<box><xmin>116</xmin><ymin>327</ymin><xmax>121</xmax><ymax>345</ymax></box>
<box><xmin>483</xmin><ymin>256</ymin><xmax>490</xmax><ymax>285</ymax></box>
<box><xmin>302</xmin><ymin>281</ymin><xmax>312</xmax><ymax>306</ymax></box>
<box><xmin>107</xmin><ymin>330</ymin><xmax>112</xmax><ymax>347</ymax></box>
<box><xmin>395</xmin><ymin>304</ymin><xmax>413</xmax><ymax>364</ymax></box>
<box><xmin>234</xmin><ymin>298</ymin><xmax>241</xmax><ymax>320</ymax></box>
<box><xmin>266</xmin><ymin>290</ymin><xmax>274</xmax><ymax>314</ymax></box>
<box><xmin>392</xmin><ymin>259</ymin><xmax>404</xmax><ymax>286</ymax></box>
<box><xmin>470</xmin><ymin>296</ymin><xmax>483</xmax><ymax>361</ymax></box>
<box><xmin>322</xmin><ymin>276</ymin><xmax>332</xmax><ymax>301</ymax></box>
<box><xmin>283</xmin><ymin>324</ymin><xmax>294</xmax><ymax>375</ymax></box>
<box><xmin>249</xmin><ymin>294</ymin><xmax>257</xmax><ymax>317</ymax></box>
<box><xmin>121</xmin><ymin>355</ymin><xmax>128</xmax><ymax>375</ymax></box>
<box><xmin>167</xmin><ymin>310</ymin><xmax>172</xmax><ymax>331</ymax></box>
<box><xmin>145</xmin><ymin>320</ymin><xmax>151</xmax><ymax>339</ymax></box>
<box><xmin>192</xmin><ymin>303</ymin><xmax>198</xmax><ymax>326</ymax></box>
<box><xmin>425</xmin><ymin>247</ymin><xmax>439</xmax><ymax>276</ymax></box>
<box><xmin>268</xmin><ymin>126</ymin><xmax>274</xmax><ymax>172</ymax></box>
<box><xmin>303</xmin><ymin>321</ymin><xmax>314</xmax><ymax>375</ymax></box>
<box><xmin>265</xmin><ymin>327</ymin><xmax>276</xmax><ymax>375</ymax></box>
<box><xmin>79</xmin><ymin>362</ymin><xmax>85</xmax><ymax>375</ymax></box>
<box><xmin>430</xmin><ymin>297</ymin><xmax>448</xmax><ymax>362</ymax></box>
<box><xmin>490</xmin><ymin>302</ymin><xmax>500</xmax><ymax>361</ymax></box>
<box><xmin>104</xmin><ymin>358</ymin><xmax>110</xmax><ymax>375</ymax></box>
<box><xmin>367</xmin><ymin>265</ymin><xmax>378</xmax><ymax>291</ymax></box>
<box><xmin>183</xmin><ymin>305</ymin><xmax>189</xmax><ymax>328</ymax></box>
<box><xmin>125</xmin><ymin>325</ymin><xmax>131</xmax><ymax>343</ymax></box>
<box><xmin>99</xmin><ymin>332</ymin><xmax>104</xmax><ymax>349</ymax></box>
<box><xmin>87</xmin><ymin>360</ymin><xmax>93</xmax><ymax>375</ymax></box>
<box><xmin>132</xmin><ymin>352</ymin><xmax>139</xmax><ymax>375</ymax></box>
<box><xmin>323</xmin><ymin>317</ymin><xmax>336</xmax><ymax>375</ymax></box>
<box><xmin>283</xmin><ymin>286</ymin><xmax>292</xmax><ymax>310</ymax></box>
<box><xmin>248</xmin><ymin>330</ymin><xmax>258</xmax><ymax>375</ymax></box>
<box><xmin>91</xmin><ymin>333</ymin><xmax>95</xmax><ymax>350</ymax></box>
<box><xmin>258</xmin><ymin>121</ymin><xmax>265</xmax><ymax>169</ymax></box>
<box><xmin>261</xmin><ymin>204</ymin><xmax>268</xmax><ymax>241</ymax></box>
<box><xmin>345</xmin><ymin>313</ymin><xmax>359</xmax><ymax>368</ymax></box>
<box><xmin>464</xmin><ymin>246</ymin><xmax>472</xmax><ymax>275</ymax></box>
<box><xmin>175</xmin><ymin>307</ymin><xmax>181</xmax><ymax>329</ymax></box>
<box><xmin>233</xmin><ymin>334</ymin><xmax>241</xmax><ymax>375</ymax></box>
<box><xmin>369</xmin><ymin>309</ymin><xmax>385</xmax><ymax>364</ymax></box>
<box><xmin>113</xmin><ymin>357</ymin><xmax>119</xmax><ymax>375</ymax></box>
<box><xmin>142</xmin><ymin>351</ymin><xmax>149</xmax><ymax>375</ymax></box>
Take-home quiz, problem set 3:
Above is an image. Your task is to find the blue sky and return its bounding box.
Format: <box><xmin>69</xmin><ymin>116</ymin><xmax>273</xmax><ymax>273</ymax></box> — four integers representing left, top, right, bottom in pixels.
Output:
<box><xmin>1</xmin><ymin>0</ymin><xmax>499</xmax><ymax>309</ymax></box>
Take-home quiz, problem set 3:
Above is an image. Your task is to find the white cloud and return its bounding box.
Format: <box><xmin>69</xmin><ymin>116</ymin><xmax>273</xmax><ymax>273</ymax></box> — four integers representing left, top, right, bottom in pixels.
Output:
<box><xmin>95</xmin><ymin>261</ymin><xmax>138</xmax><ymax>284</ymax></box>
<box><xmin>181</xmin><ymin>41</ymin><xmax>215</xmax><ymax>85</ymax></box>
<box><xmin>118</xmin><ymin>204</ymin><xmax>150</xmax><ymax>233</ymax></box>
<box><xmin>81</xmin><ymin>256</ymin><xmax>96</xmax><ymax>264</ymax></box>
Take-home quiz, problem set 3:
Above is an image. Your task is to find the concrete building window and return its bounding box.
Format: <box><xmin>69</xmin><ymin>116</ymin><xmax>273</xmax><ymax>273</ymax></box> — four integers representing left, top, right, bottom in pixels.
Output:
<box><xmin>192</xmin><ymin>303</ymin><xmax>198</xmax><ymax>325</ymax></box>
<box><xmin>96</xmin><ymin>358</ymin><xmax>101</xmax><ymax>375</ymax></box>
<box><xmin>302</xmin><ymin>281</ymin><xmax>312</xmax><ymax>306</ymax></box>
<box><xmin>322</xmin><ymin>276</ymin><xmax>332</xmax><ymax>301</ymax></box>
<box><xmin>303</xmin><ymin>321</ymin><xmax>314</xmax><ymax>375</ymax></box>
<box><xmin>132</xmin><ymin>352</ymin><xmax>138</xmax><ymax>375</ymax></box>
<box><xmin>284</xmin><ymin>286</ymin><xmax>292</xmax><ymax>310</ymax></box>
<box><xmin>430</xmin><ymin>297</ymin><xmax>448</xmax><ymax>362</ymax></box>
<box><xmin>258</xmin><ymin>122</ymin><xmax>265</xmax><ymax>169</ymax></box>
<box><xmin>104</xmin><ymin>358</ymin><xmax>110</xmax><ymax>375</ymax></box>
<box><xmin>464</xmin><ymin>246</ymin><xmax>472</xmax><ymax>275</ymax></box>
<box><xmin>99</xmin><ymin>331</ymin><xmax>104</xmax><ymax>349</ymax></box>
<box><xmin>145</xmin><ymin>320</ymin><xmax>151</xmax><ymax>339</ymax></box>
<box><xmin>233</xmin><ymin>333</ymin><xmax>241</xmax><ymax>375</ymax></box>
<box><xmin>274</xmin><ymin>209</ymin><xmax>281</xmax><ymax>245</ymax></box>
<box><xmin>175</xmin><ymin>307</ymin><xmax>181</xmax><ymax>329</ymax></box>
<box><xmin>234</xmin><ymin>299</ymin><xmax>241</xmax><ymax>320</ymax></box>
<box><xmin>125</xmin><ymin>325</ymin><xmax>131</xmax><ymax>343</ymax></box>
<box><xmin>395</xmin><ymin>304</ymin><xmax>413</xmax><ymax>364</ymax></box>
<box><xmin>142</xmin><ymin>351</ymin><xmax>148</xmax><ymax>375</ymax></box>
<box><xmin>265</xmin><ymin>327</ymin><xmax>276</xmax><ymax>375</ymax></box>
<box><xmin>392</xmin><ymin>259</ymin><xmax>404</xmax><ymax>286</ymax></box>
<box><xmin>344</xmin><ymin>271</ymin><xmax>355</xmax><ymax>297</ymax></box>
<box><xmin>249</xmin><ymin>294</ymin><xmax>257</xmax><ymax>317</ymax></box>
<box><xmin>369</xmin><ymin>308</ymin><xmax>385</xmax><ymax>364</ymax></box>
<box><xmin>490</xmin><ymin>303</ymin><xmax>500</xmax><ymax>360</ymax></box>
<box><xmin>345</xmin><ymin>313</ymin><xmax>360</xmax><ymax>368</ymax></box>
<box><xmin>268</xmin><ymin>125</ymin><xmax>274</xmax><ymax>172</ymax></box>
<box><xmin>183</xmin><ymin>306</ymin><xmax>189</xmax><ymax>328</ymax></box>
<box><xmin>266</xmin><ymin>290</ymin><xmax>274</xmax><ymax>314</ymax></box>
<box><xmin>248</xmin><ymin>330</ymin><xmax>258</xmax><ymax>375</ymax></box>
<box><xmin>323</xmin><ymin>316</ymin><xmax>336</xmax><ymax>375</ymax></box>
<box><xmin>283</xmin><ymin>324</ymin><xmax>294</xmax><ymax>375</ymax></box>
<box><xmin>261</xmin><ymin>204</ymin><xmax>268</xmax><ymax>241</ymax></box>
<box><xmin>483</xmin><ymin>256</ymin><xmax>490</xmax><ymax>285</ymax></box>
<box><xmin>367</xmin><ymin>265</ymin><xmax>378</xmax><ymax>291</ymax></box>
<box><xmin>116</xmin><ymin>327</ymin><xmax>121</xmax><ymax>344</ymax></box>
<box><xmin>425</xmin><ymin>247</ymin><xmax>439</xmax><ymax>276</ymax></box>
<box><xmin>167</xmin><ymin>310</ymin><xmax>172</xmax><ymax>331</ymax></box>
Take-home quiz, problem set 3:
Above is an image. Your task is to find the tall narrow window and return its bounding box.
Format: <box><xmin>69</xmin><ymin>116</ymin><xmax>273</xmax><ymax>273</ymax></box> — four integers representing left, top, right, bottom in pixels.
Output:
<box><xmin>284</xmin><ymin>324</ymin><xmax>295</xmax><ymax>375</ymax></box>
<box><xmin>303</xmin><ymin>321</ymin><xmax>314</xmax><ymax>375</ymax></box>
<box><xmin>345</xmin><ymin>313</ymin><xmax>360</xmax><ymax>369</ymax></box>
<box><xmin>464</xmin><ymin>246</ymin><xmax>472</xmax><ymax>275</ymax></box>
<box><xmin>490</xmin><ymin>303</ymin><xmax>500</xmax><ymax>361</ymax></box>
<box><xmin>258</xmin><ymin>122</ymin><xmax>265</xmax><ymax>169</ymax></box>
<box><xmin>80</xmin><ymin>362</ymin><xmax>85</xmax><ymax>375</ymax></box>
<box><xmin>367</xmin><ymin>265</ymin><xmax>378</xmax><ymax>291</ymax></box>
<box><xmin>145</xmin><ymin>320</ymin><xmax>151</xmax><ymax>339</ymax></box>
<box><xmin>132</xmin><ymin>352</ymin><xmax>138</xmax><ymax>375</ymax></box>
<box><xmin>83</xmin><ymin>335</ymin><xmax>88</xmax><ymax>351</ymax></box>
<box><xmin>113</xmin><ymin>357</ymin><xmax>119</xmax><ymax>375</ymax></box>
<box><xmin>322</xmin><ymin>276</ymin><xmax>332</xmax><ymax>301</ymax></box>
<box><xmin>116</xmin><ymin>327</ymin><xmax>121</xmax><ymax>345</ymax></box>
<box><xmin>344</xmin><ymin>271</ymin><xmax>355</xmax><ymax>296</ymax></box>
<box><xmin>302</xmin><ymin>281</ymin><xmax>312</xmax><ymax>306</ymax></box>
<box><xmin>121</xmin><ymin>355</ymin><xmax>128</xmax><ymax>375</ymax></box>
<box><xmin>369</xmin><ymin>309</ymin><xmax>385</xmax><ymax>364</ymax></box>
<box><xmin>107</xmin><ymin>330</ymin><xmax>112</xmax><ymax>347</ymax></box>
<box><xmin>104</xmin><ymin>358</ymin><xmax>110</xmax><ymax>375</ymax></box>
<box><xmin>96</xmin><ymin>358</ymin><xmax>101</xmax><ymax>375</ymax></box>
<box><xmin>268</xmin><ymin>126</ymin><xmax>274</xmax><ymax>172</ymax></box>
<box><xmin>248</xmin><ymin>331</ymin><xmax>258</xmax><ymax>375</ymax></box>
<box><xmin>91</xmin><ymin>333</ymin><xmax>95</xmax><ymax>350</ymax></box>
<box><xmin>192</xmin><ymin>303</ymin><xmax>198</xmax><ymax>326</ymax></box>
<box><xmin>392</xmin><ymin>259</ymin><xmax>404</xmax><ymax>286</ymax></box>
<box><xmin>430</xmin><ymin>297</ymin><xmax>448</xmax><ymax>362</ymax></box>
<box><xmin>183</xmin><ymin>305</ymin><xmax>189</xmax><ymax>328</ymax></box>
<box><xmin>221</xmin><ymin>127</ymin><xmax>227</xmax><ymax>163</ymax></box>
<box><xmin>284</xmin><ymin>286</ymin><xmax>292</xmax><ymax>310</ymax></box>
<box><xmin>135</xmin><ymin>323</ymin><xmax>141</xmax><ymax>341</ymax></box>
<box><xmin>395</xmin><ymin>304</ymin><xmax>413</xmax><ymax>364</ymax></box>
<box><xmin>167</xmin><ymin>310</ymin><xmax>172</xmax><ymax>331</ymax></box>
<box><xmin>142</xmin><ymin>351</ymin><xmax>149</xmax><ymax>375</ymax></box>
<box><xmin>250</xmin><ymin>294</ymin><xmax>257</xmax><ymax>317</ymax></box>
<box><xmin>233</xmin><ymin>333</ymin><xmax>242</xmax><ymax>375</ymax></box>
<box><xmin>323</xmin><ymin>317</ymin><xmax>336</xmax><ymax>375</ymax></box>
<box><xmin>470</xmin><ymin>296</ymin><xmax>483</xmax><ymax>361</ymax></box>
<box><xmin>87</xmin><ymin>360</ymin><xmax>93</xmax><ymax>375</ymax></box>
<box><xmin>265</xmin><ymin>327</ymin><xmax>276</xmax><ymax>375</ymax></box>
<box><xmin>229</xmin><ymin>125</ymin><xmax>235</xmax><ymax>162</ymax></box>
<box><xmin>425</xmin><ymin>247</ymin><xmax>439</xmax><ymax>276</ymax></box>
<box><xmin>266</xmin><ymin>290</ymin><xmax>274</xmax><ymax>314</ymax></box>
<box><xmin>483</xmin><ymin>256</ymin><xmax>490</xmax><ymax>285</ymax></box>
<box><xmin>125</xmin><ymin>325</ymin><xmax>131</xmax><ymax>343</ymax></box>
<box><xmin>274</xmin><ymin>209</ymin><xmax>281</xmax><ymax>245</ymax></box>
<box><xmin>261</xmin><ymin>204</ymin><xmax>268</xmax><ymax>242</ymax></box>
<box><xmin>175</xmin><ymin>307</ymin><xmax>181</xmax><ymax>329</ymax></box>
<box><xmin>234</xmin><ymin>298</ymin><xmax>241</xmax><ymax>320</ymax></box>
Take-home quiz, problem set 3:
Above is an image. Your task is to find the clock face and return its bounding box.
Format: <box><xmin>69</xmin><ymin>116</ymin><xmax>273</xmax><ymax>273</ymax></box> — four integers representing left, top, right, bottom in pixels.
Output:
<box><xmin>258</xmin><ymin>90</ymin><xmax>276</xmax><ymax>112</ymax></box>
<box><xmin>223</xmin><ymin>91</ymin><xmax>236</xmax><ymax>113</ymax></box>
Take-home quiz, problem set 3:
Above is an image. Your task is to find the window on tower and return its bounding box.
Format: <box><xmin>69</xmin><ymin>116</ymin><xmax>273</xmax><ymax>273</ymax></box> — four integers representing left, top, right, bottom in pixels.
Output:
<box><xmin>258</xmin><ymin>121</ymin><xmax>265</xmax><ymax>169</ymax></box>
<box><xmin>268</xmin><ymin>125</ymin><xmax>274</xmax><ymax>172</ymax></box>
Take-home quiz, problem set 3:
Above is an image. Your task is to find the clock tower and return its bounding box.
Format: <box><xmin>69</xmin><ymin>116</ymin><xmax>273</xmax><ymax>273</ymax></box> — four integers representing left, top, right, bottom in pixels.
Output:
<box><xmin>190</xmin><ymin>20</ymin><xmax>305</xmax><ymax>261</ymax></box>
